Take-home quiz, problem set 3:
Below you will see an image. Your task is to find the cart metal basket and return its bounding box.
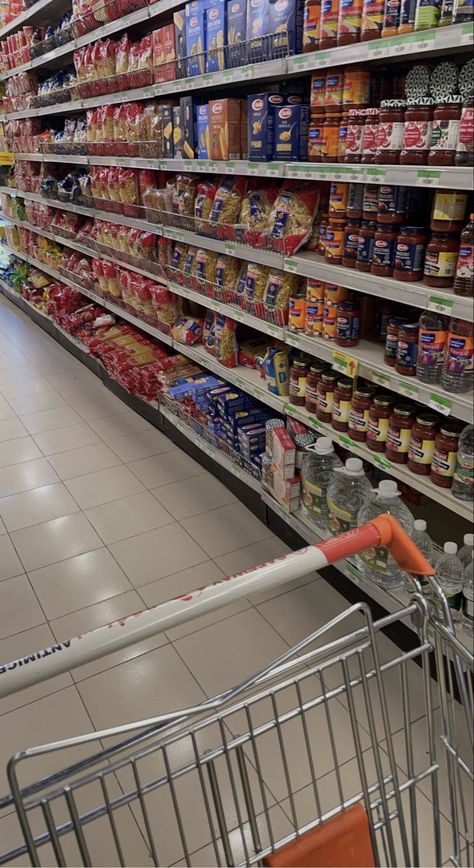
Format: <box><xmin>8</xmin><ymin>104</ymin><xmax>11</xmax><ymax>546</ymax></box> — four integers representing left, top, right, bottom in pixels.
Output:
<box><xmin>0</xmin><ymin>516</ymin><xmax>472</xmax><ymax>867</ymax></box>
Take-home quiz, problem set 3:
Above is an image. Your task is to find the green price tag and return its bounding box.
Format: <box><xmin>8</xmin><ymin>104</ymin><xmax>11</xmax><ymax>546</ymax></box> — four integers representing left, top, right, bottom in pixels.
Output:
<box><xmin>417</xmin><ymin>169</ymin><xmax>441</xmax><ymax>186</ymax></box>
<box><xmin>339</xmin><ymin>434</ymin><xmax>356</xmax><ymax>449</ymax></box>
<box><xmin>373</xmin><ymin>454</ymin><xmax>392</xmax><ymax>470</ymax></box>
<box><xmin>429</xmin><ymin>393</ymin><xmax>452</xmax><ymax>416</ymax></box>
<box><xmin>284</xmin><ymin>257</ymin><xmax>299</xmax><ymax>273</ymax></box>
<box><xmin>428</xmin><ymin>294</ymin><xmax>454</xmax><ymax>315</ymax></box>
<box><xmin>332</xmin><ymin>350</ymin><xmax>358</xmax><ymax>379</ymax></box>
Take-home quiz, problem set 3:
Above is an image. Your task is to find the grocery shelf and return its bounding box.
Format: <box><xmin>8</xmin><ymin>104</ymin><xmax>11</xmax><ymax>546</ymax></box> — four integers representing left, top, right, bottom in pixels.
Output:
<box><xmin>0</xmin><ymin>0</ymin><xmax>67</xmax><ymax>38</ymax></box>
<box><xmin>13</xmin><ymin>154</ymin><xmax>474</xmax><ymax>192</ymax></box>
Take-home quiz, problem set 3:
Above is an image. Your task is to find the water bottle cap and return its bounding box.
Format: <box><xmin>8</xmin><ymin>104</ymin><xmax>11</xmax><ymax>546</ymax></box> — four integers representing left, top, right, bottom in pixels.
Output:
<box><xmin>345</xmin><ymin>457</ymin><xmax>363</xmax><ymax>476</ymax></box>
<box><xmin>444</xmin><ymin>541</ymin><xmax>458</xmax><ymax>555</ymax></box>
<box><xmin>315</xmin><ymin>436</ymin><xmax>334</xmax><ymax>455</ymax></box>
<box><xmin>378</xmin><ymin>480</ymin><xmax>399</xmax><ymax>497</ymax></box>
<box><xmin>463</xmin><ymin>533</ymin><xmax>474</xmax><ymax>547</ymax></box>
<box><xmin>414</xmin><ymin>519</ymin><xmax>427</xmax><ymax>532</ymax></box>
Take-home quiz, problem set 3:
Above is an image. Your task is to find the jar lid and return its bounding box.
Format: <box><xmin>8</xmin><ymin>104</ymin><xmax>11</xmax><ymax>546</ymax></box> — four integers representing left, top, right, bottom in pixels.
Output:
<box><xmin>439</xmin><ymin>94</ymin><xmax>463</xmax><ymax>104</ymax></box>
<box><xmin>407</xmin><ymin>97</ymin><xmax>435</xmax><ymax>106</ymax></box>
<box><xmin>405</xmin><ymin>64</ymin><xmax>431</xmax><ymax>99</ymax></box>
<box><xmin>293</xmin><ymin>359</ymin><xmax>308</xmax><ymax>369</ymax></box>
<box><xmin>295</xmin><ymin>432</ymin><xmax>315</xmax><ymax>446</ymax></box>
<box><xmin>365</xmin><ymin>108</ymin><xmax>379</xmax><ymax>116</ymax></box>
<box><xmin>348</xmin><ymin>108</ymin><xmax>361</xmax><ymax>116</ymax></box>
<box><xmin>321</xmin><ymin>371</ymin><xmax>338</xmax><ymax>382</ymax></box>
<box><xmin>458</xmin><ymin>59</ymin><xmax>474</xmax><ymax>97</ymax></box>
<box><xmin>415</xmin><ymin>413</ymin><xmax>439</xmax><ymax>427</ymax></box>
<box><xmin>337</xmin><ymin>376</ymin><xmax>352</xmax><ymax>388</ymax></box>
<box><xmin>354</xmin><ymin>386</ymin><xmax>376</xmax><ymax>397</ymax></box>
<box><xmin>388</xmin><ymin>316</ymin><xmax>409</xmax><ymax>325</ymax></box>
<box><xmin>400</xmin><ymin>323</ymin><xmax>419</xmax><ymax>334</ymax></box>
<box><xmin>429</xmin><ymin>61</ymin><xmax>459</xmax><ymax>100</ymax></box>
<box><xmin>376</xmin><ymin>223</ymin><xmax>397</xmax><ymax>231</ymax></box>
<box><xmin>393</xmin><ymin>404</ymin><xmax>415</xmax><ymax>416</ymax></box>
<box><xmin>374</xmin><ymin>394</ymin><xmax>394</xmax><ymax>406</ymax></box>
<box><xmin>401</xmin><ymin>225</ymin><xmax>426</xmax><ymax>234</ymax></box>
<box><xmin>380</xmin><ymin>99</ymin><xmax>406</xmax><ymax>108</ymax></box>
<box><xmin>439</xmin><ymin>422</ymin><xmax>463</xmax><ymax>437</ymax></box>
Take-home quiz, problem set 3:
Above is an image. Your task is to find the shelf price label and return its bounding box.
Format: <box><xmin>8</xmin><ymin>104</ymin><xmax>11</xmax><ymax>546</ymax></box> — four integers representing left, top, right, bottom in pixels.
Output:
<box><xmin>371</xmin><ymin>370</ymin><xmax>392</xmax><ymax>387</ymax></box>
<box><xmin>429</xmin><ymin>393</ymin><xmax>452</xmax><ymax>416</ymax></box>
<box><xmin>417</xmin><ymin>169</ymin><xmax>441</xmax><ymax>186</ymax></box>
<box><xmin>266</xmin><ymin>162</ymin><xmax>283</xmax><ymax>176</ymax></box>
<box><xmin>247</xmin><ymin>162</ymin><xmax>260</xmax><ymax>176</ymax></box>
<box><xmin>461</xmin><ymin>22</ymin><xmax>474</xmax><ymax>44</ymax></box>
<box><xmin>372</xmin><ymin>453</ymin><xmax>392</xmax><ymax>470</ymax></box>
<box><xmin>397</xmin><ymin>381</ymin><xmax>419</xmax><ymax>399</ymax></box>
<box><xmin>0</xmin><ymin>152</ymin><xmax>14</xmax><ymax>166</ymax></box>
<box><xmin>224</xmin><ymin>242</ymin><xmax>235</xmax><ymax>255</ymax></box>
<box><xmin>427</xmin><ymin>294</ymin><xmax>454</xmax><ymax>315</ymax></box>
<box><xmin>332</xmin><ymin>350</ymin><xmax>358</xmax><ymax>379</ymax></box>
<box><xmin>284</xmin><ymin>257</ymin><xmax>299</xmax><ymax>273</ymax></box>
<box><xmin>365</xmin><ymin>167</ymin><xmax>386</xmax><ymax>184</ymax></box>
<box><xmin>338</xmin><ymin>434</ymin><xmax>356</xmax><ymax>449</ymax></box>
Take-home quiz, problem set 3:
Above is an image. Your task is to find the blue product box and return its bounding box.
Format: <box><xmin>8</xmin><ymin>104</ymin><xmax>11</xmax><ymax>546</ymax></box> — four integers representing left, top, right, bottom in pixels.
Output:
<box><xmin>268</xmin><ymin>0</ymin><xmax>305</xmax><ymax>55</ymax></box>
<box><xmin>206</xmin><ymin>0</ymin><xmax>227</xmax><ymax>72</ymax></box>
<box><xmin>246</xmin><ymin>0</ymin><xmax>269</xmax><ymax>62</ymax></box>
<box><xmin>196</xmin><ymin>103</ymin><xmax>210</xmax><ymax>158</ymax></box>
<box><xmin>186</xmin><ymin>1</ymin><xmax>206</xmax><ymax>76</ymax></box>
<box><xmin>173</xmin><ymin>10</ymin><xmax>187</xmax><ymax>78</ymax></box>
<box><xmin>247</xmin><ymin>92</ymin><xmax>284</xmax><ymax>161</ymax></box>
<box><xmin>226</xmin><ymin>0</ymin><xmax>246</xmax><ymax>65</ymax></box>
<box><xmin>273</xmin><ymin>103</ymin><xmax>309</xmax><ymax>160</ymax></box>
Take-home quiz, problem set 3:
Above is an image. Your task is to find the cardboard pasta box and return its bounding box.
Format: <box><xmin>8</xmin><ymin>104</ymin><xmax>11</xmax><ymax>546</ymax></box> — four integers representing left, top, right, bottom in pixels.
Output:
<box><xmin>206</xmin><ymin>0</ymin><xmax>227</xmax><ymax>72</ymax></box>
<box><xmin>247</xmin><ymin>92</ymin><xmax>284</xmax><ymax>161</ymax></box>
<box><xmin>226</xmin><ymin>0</ymin><xmax>247</xmax><ymax>66</ymax></box>
<box><xmin>209</xmin><ymin>98</ymin><xmax>242</xmax><ymax>160</ymax></box>
<box><xmin>196</xmin><ymin>103</ymin><xmax>210</xmax><ymax>158</ymax></box>
<box><xmin>185</xmin><ymin>0</ymin><xmax>206</xmax><ymax>76</ymax></box>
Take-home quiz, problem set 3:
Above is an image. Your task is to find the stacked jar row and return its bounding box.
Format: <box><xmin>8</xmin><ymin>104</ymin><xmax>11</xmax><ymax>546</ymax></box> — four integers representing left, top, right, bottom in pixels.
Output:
<box><xmin>292</xmin><ymin>362</ymin><xmax>467</xmax><ymax>489</ymax></box>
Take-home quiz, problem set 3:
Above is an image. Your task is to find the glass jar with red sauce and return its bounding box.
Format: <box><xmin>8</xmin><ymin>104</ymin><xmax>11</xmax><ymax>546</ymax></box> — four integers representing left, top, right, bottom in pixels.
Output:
<box><xmin>348</xmin><ymin>386</ymin><xmax>376</xmax><ymax>441</ymax></box>
<box><xmin>423</xmin><ymin>233</ymin><xmax>459</xmax><ymax>288</ymax></box>
<box><xmin>430</xmin><ymin>190</ymin><xmax>468</xmax><ymax>233</ymax></box>
<box><xmin>455</xmin><ymin>96</ymin><xmax>474</xmax><ymax>167</ymax></box>
<box><xmin>400</xmin><ymin>98</ymin><xmax>434</xmax><ymax>165</ymax></box>
<box><xmin>362</xmin><ymin>184</ymin><xmax>379</xmax><ymax>220</ymax></box>
<box><xmin>347</xmin><ymin>183</ymin><xmax>363</xmax><ymax>218</ymax></box>
<box><xmin>377</xmin><ymin>184</ymin><xmax>408</xmax><ymax>224</ymax></box>
<box><xmin>322</xmin><ymin>113</ymin><xmax>342</xmax><ymax>162</ymax></box>
<box><xmin>305</xmin><ymin>361</ymin><xmax>329</xmax><ymax>414</ymax></box>
<box><xmin>386</xmin><ymin>403</ymin><xmax>415</xmax><ymax>463</ymax></box>
<box><xmin>336</xmin><ymin>300</ymin><xmax>360</xmax><ymax>346</ymax></box>
<box><xmin>428</xmin><ymin>96</ymin><xmax>462</xmax><ymax>166</ymax></box>
<box><xmin>341</xmin><ymin>110</ymin><xmax>365</xmax><ymax>162</ymax></box>
<box><xmin>395</xmin><ymin>323</ymin><xmax>419</xmax><ymax>376</ymax></box>
<box><xmin>332</xmin><ymin>377</ymin><xmax>353</xmax><ymax>431</ymax></box>
<box><xmin>342</xmin><ymin>219</ymin><xmax>361</xmax><ymax>268</ymax></box>
<box><xmin>325</xmin><ymin>218</ymin><xmax>346</xmax><ymax>263</ymax></box>
<box><xmin>317</xmin><ymin>371</ymin><xmax>338</xmax><ymax>423</ymax></box>
<box><xmin>375</xmin><ymin>101</ymin><xmax>406</xmax><ymax>164</ymax></box>
<box><xmin>394</xmin><ymin>226</ymin><xmax>426</xmax><ymax>281</ymax></box>
<box><xmin>289</xmin><ymin>359</ymin><xmax>309</xmax><ymax>406</ymax></box>
<box><xmin>371</xmin><ymin>224</ymin><xmax>398</xmax><ymax>276</ymax></box>
<box><xmin>385</xmin><ymin>316</ymin><xmax>407</xmax><ymax>366</ymax></box>
<box><xmin>367</xmin><ymin>394</ymin><xmax>394</xmax><ymax>452</ymax></box>
<box><xmin>430</xmin><ymin>422</ymin><xmax>463</xmax><ymax>488</ymax></box>
<box><xmin>361</xmin><ymin>108</ymin><xmax>379</xmax><ymax>164</ymax></box>
<box><xmin>356</xmin><ymin>220</ymin><xmax>376</xmax><ymax>271</ymax></box>
<box><xmin>407</xmin><ymin>413</ymin><xmax>438</xmax><ymax>475</ymax></box>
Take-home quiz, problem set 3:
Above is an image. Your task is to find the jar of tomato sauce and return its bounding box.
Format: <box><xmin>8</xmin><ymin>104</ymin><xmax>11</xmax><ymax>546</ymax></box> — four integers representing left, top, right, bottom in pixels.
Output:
<box><xmin>289</xmin><ymin>359</ymin><xmax>309</xmax><ymax>406</ymax></box>
<box><xmin>428</xmin><ymin>96</ymin><xmax>462</xmax><ymax>166</ymax></box>
<box><xmin>367</xmin><ymin>394</ymin><xmax>394</xmax><ymax>452</ymax></box>
<box><xmin>348</xmin><ymin>386</ymin><xmax>376</xmax><ymax>441</ymax></box>
<box><xmin>455</xmin><ymin>96</ymin><xmax>474</xmax><ymax>167</ymax></box>
<box><xmin>323</xmin><ymin>113</ymin><xmax>342</xmax><ymax>162</ymax></box>
<box><xmin>423</xmin><ymin>233</ymin><xmax>459</xmax><ymax>288</ymax></box>
<box><xmin>361</xmin><ymin>0</ymin><xmax>385</xmax><ymax>39</ymax></box>
<box><xmin>408</xmin><ymin>413</ymin><xmax>438</xmax><ymax>475</ymax></box>
<box><xmin>385</xmin><ymin>316</ymin><xmax>407</xmax><ymax>366</ymax></box>
<box><xmin>347</xmin><ymin>183</ymin><xmax>364</xmax><ymax>218</ymax></box>
<box><xmin>332</xmin><ymin>377</ymin><xmax>353</xmax><ymax>431</ymax></box>
<box><xmin>342</xmin><ymin>219</ymin><xmax>361</xmax><ymax>268</ymax></box>
<box><xmin>361</xmin><ymin>109</ymin><xmax>379</xmax><ymax>164</ymax></box>
<box><xmin>400</xmin><ymin>98</ymin><xmax>434</xmax><ymax>165</ymax></box>
<box><xmin>377</xmin><ymin>184</ymin><xmax>408</xmax><ymax>224</ymax></box>
<box><xmin>362</xmin><ymin>184</ymin><xmax>379</xmax><ymax>220</ymax></box>
<box><xmin>356</xmin><ymin>220</ymin><xmax>376</xmax><ymax>271</ymax></box>
<box><xmin>341</xmin><ymin>110</ymin><xmax>365</xmax><ymax>162</ymax></box>
<box><xmin>371</xmin><ymin>223</ymin><xmax>398</xmax><ymax>276</ymax></box>
<box><xmin>336</xmin><ymin>300</ymin><xmax>360</xmax><ymax>346</ymax></box>
<box><xmin>325</xmin><ymin>218</ymin><xmax>346</xmax><ymax>263</ymax></box>
<box><xmin>386</xmin><ymin>404</ymin><xmax>415</xmax><ymax>463</ymax></box>
<box><xmin>375</xmin><ymin>101</ymin><xmax>406</xmax><ymax>164</ymax></box>
<box><xmin>317</xmin><ymin>371</ymin><xmax>338</xmax><ymax>422</ymax></box>
<box><xmin>395</xmin><ymin>322</ymin><xmax>419</xmax><ymax>376</ymax></box>
<box><xmin>430</xmin><ymin>422</ymin><xmax>463</xmax><ymax>488</ymax></box>
<box><xmin>306</xmin><ymin>361</ymin><xmax>329</xmax><ymax>413</ymax></box>
<box><xmin>430</xmin><ymin>190</ymin><xmax>468</xmax><ymax>233</ymax></box>
<box><xmin>394</xmin><ymin>226</ymin><xmax>426</xmax><ymax>281</ymax></box>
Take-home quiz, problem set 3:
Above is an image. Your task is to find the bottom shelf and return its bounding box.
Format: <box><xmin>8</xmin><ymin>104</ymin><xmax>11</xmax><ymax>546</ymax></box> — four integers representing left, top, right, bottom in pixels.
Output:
<box><xmin>1</xmin><ymin>281</ymin><xmax>470</xmax><ymax>651</ymax></box>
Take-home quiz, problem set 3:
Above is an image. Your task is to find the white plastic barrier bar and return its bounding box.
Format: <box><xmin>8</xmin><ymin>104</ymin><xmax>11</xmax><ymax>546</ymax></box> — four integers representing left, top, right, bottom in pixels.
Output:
<box><xmin>0</xmin><ymin>518</ymin><xmax>432</xmax><ymax>699</ymax></box>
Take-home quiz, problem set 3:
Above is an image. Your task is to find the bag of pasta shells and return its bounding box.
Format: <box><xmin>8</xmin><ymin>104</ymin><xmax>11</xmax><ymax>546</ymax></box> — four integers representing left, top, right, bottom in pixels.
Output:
<box><xmin>209</xmin><ymin>177</ymin><xmax>247</xmax><ymax>233</ymax></box>
<box><xmin>239</xmin><ymin>184</ymin><xmax>279</xmax><ymax>240</ymax></box>
<box><xmin>215</xmin><ymin>253</ymin><xmax>241</xmax><ymax>301</ymax></box>
<box><xmin>265</xmin><ymin>182</ymin><xmax>321</xmax><ymax>255</ymax></box>
<box><xmin>194</xmin><ymin>180</ymin><xmax>219</xmax><ymax>235</ymax></box>
<box><xmin>173</xmin><ymin>174</ymin><xmax>197</xmax><ymax>227</ymax></box>
<box><xmin>192</xmin><ymin>248</ymin><xmax>218</xmax><ymax>289</ymax></box>
<box><xmin>264</xmin><ymin>269</ymin><xmax>301</xmax><ymax>324</ymax></box>
<box><xmin>244</xmin><ymin>262</ymin><xmax>270</xmax><ymax>313</ymax></box>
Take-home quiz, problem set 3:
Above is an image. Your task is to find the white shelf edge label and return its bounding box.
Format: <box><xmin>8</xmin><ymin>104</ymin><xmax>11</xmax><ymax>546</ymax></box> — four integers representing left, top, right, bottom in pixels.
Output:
<box><xmin>428</xmin><ymin>393</ymin><xmax>452</xmax><ymax>416</ymax></box>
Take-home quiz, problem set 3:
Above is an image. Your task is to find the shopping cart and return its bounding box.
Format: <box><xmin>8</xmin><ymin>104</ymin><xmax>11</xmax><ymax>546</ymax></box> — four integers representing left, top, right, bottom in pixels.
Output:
<box><xmin>0</xmin><ymin>515</ymin><xmax>472</xmax><ymax>867</ymax></box>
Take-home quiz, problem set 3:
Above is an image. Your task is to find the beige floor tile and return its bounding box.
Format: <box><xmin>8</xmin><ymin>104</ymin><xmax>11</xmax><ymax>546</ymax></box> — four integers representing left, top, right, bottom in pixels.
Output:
<box><xmin>28</xmin><ymin>547</ymin><xmax>132</xmax><ymax>619</ymax></box>
<box><xmin>89</xmin><ymin>410</ymin><xmax>153</xmax><ymax>441</ymax></box>
<box><xmin>0</xmin><ymin>623</ymin><xmax>73</xmax><ymax>717</ymax></box>
<box><xmin>109</xmin><ymin>523</ymin><xmax>208</xmax><ymax>587</ymax></box>
<box><xmin>181</xmin><ymin>502</ymin><xmax>273</xmax><ymax>558</ymax></box>
<box><xmin>51</xmin><ymin>589</ymin><xmax>169</xmax><ymax>682</ymax></box>
<box><xmin>78</xmin><ymin>644</ymin><xmax>205</xmax><ymax>731</ymax></box>
<box><xmin>47</xmin><ymin>441</ymin><xmax>122</xmax><ymax>480</ymax></box>
<box><xmin>0</xmin><ymin>416</ymin><xmax>28</xmax><ymax>442</ymax></box>
<box><xmin>85</xmin><ymin>490</ymin><xmax>173</xmax><ymax>544</ymax></box>
<box><xmin>0</xmin><ymin>365</ymin><xmax>40</xmax><ymax>386</ymax></box>
<box><xmin>152</xmin><ymin>472</ymin><xmax>236</xmax><ymax>520</ymax></box>
<box><xmin>129</xmin><ymin>450</ymin><xmax>204</xmax><ymax>488</ymax></box>
<box><xmin>0</xmin><ymin>436</ymin><xmax>43</xmax><ymax>468</ymax></box>
<box><xmin>33</xmin><ymin>422</ymin><xmax>101</xmax><ymax>455</ymax></box>
<box><xmin>0</xmin><ymin>398</ymin><xmax>16</xmax><ymax>419</ymax></box>
<box><xmin>0</xmin><ymin>534</ymin><xmax>24</xmax><ymax>580</ymax></box>
<box><xmin>65</xmin><ymin>464</ymin><xmax>146</xmax><ymax>509</ymax></box>
<box><xmin>174</xmin><ymin>608</ymin><xmax>287</xmax><ymax>697</ymax></box>
<box><xmin>73</xmin><ymin>394</ymin><xmax>131</xmax><ymax>421</ymax></box>
<box><xmin>0</xmin><ymin>482</ymin><xmax>79</xmax><ymax>532</ymax></box>
<box><xmin>19</xmin><ymin>405</ymin><xmax>84</xmax><ymax>435</ymax></box>
<box><xmin>11</xmin><ymin>513</ymin><xmax>102</xmax><ymax>571</ymax></box>
<box><xmin>0</xmin><ymin>457</ymin><xmax>59</xmax><ymax>498</ymax></box>
<box><xmin>0</xmin><ymin>574</ymin><xmax>45</xmax><ymax>639</ymax></box>
<box><xmin>7</xmin><ymin>389</ymin><xmax>67</xmax><ymax>415</ymax></box>
<box><xmin>108</xmin><ymin>428</ymin><xmax>176</xmax><ymax>462</ymax></box>
<box><xmin>0</xmin><ymin>377</ymin><xmax>53</xmax><ymax>398</ymax></box>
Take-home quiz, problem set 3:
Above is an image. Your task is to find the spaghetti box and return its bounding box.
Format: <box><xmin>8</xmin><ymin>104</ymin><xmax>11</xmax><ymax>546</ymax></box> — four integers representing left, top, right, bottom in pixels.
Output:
<box><xmin>226</xmin><ymin>0</ymin><xmax>247</xmax><ymax>65</ymax></box>
<box><xmin>173</xmin><ymin>10</ymin><xmax>187</xmax><ymax>78</ymax></box>
<box><xmin>173</xmin><ymin>106</ymin><xmax>184</xmax><ymax>157</ymax></box>
<box><xmin>272</xmin><ymin>426</ymin><xmax>296</xmax><ymax>477</ymax></box>
<box><xmin>160</xmin><ymin>105</ymin><xmax>175</xmax><ymax>157</ymax></box>
<box><xmin>185</xmin><ymin>1</ymin><xmax>206</xmax><ymax>76</ymax></box>
<box><xmin>268</xmin><ymin>0</ymin><xmax>305</xmax><ymax>55</ymax></box>
<box><xmin>273</xmin><ymin>103</ymin><xmax>309</xmax><ymax>161</ymax></box>
<box><xmin>208</xmin><ymin>98</ymin><xmax>242</xmax><ymax>160</ymax></box>
<box><xmin>180</xmin><ymin>96</ymin><xmax>196</xmax><ymax>158</ymax></box>
<box><xmin>206</xmin><ymin>0</ymin><xmax>227</xmax><ymax>72</ymax></box>
<box><xmin>196</xmin><ymin>103</ymin><xmax>210</xmax><ymax>158</ymax></box>
<box><xmin>152</xmin><ymin>25</ymin><xmax>177</xmax><ymax>81</ymax></box>
<box><xmin>247</xmin><ymin>92</ymin><xmax>284</xmax><ymax>161</ymax></box>
<box><xmin>246</xmin><ymin>0</ymin><xmax>269</xmax><ymax>62</ymax></box>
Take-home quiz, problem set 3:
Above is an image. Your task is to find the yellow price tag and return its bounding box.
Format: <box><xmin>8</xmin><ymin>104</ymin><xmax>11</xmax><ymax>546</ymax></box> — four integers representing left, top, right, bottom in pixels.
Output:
<box><xmin>332</xmin><ymin>350</ymin><xmax>358</xmax><ymax>379</ymax></box>
<box><xmin>0</xmin><ymin>152</ymin><xmax>14</xmax><ymax>166</ymax></box>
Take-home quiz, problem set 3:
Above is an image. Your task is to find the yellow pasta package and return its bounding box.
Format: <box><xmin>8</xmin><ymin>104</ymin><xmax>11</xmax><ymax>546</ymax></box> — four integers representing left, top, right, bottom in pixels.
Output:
<box><xmin>209</xmin><ymin>98</ymin><xmax>242</xmax><ymax>161</ymax></box>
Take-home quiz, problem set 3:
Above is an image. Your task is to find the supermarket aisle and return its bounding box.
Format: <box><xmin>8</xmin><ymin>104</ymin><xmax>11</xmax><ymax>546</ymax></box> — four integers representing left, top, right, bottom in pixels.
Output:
<box><xmin>0</xmin><ymin>295</ymin><xmax>462</xmax><ymax>866</ymax></box>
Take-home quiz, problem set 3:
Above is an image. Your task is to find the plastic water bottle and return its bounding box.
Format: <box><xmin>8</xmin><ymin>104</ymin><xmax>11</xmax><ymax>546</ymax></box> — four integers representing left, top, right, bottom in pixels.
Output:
<box><xmin>452</xmin><ymin>424</ymin><xmax>474</xmax><ymax>502</ymax></box>
<box><xmin>412</xmin><ymin>519</ymin><xmax>435</xmax><ymax>593</ymax></box>
<box><xmin>416</xmin><ymin>310</ymin><xmax>447</xmax><ymax>385</ymax></box>
<box><xmin>436</xmin><ymin>542</ymin><xmax>464</xmax><ymax>624</ymax></box>
<box><xmin>326</xmin><ymin>457</ymin><xmax>371</xmax><ymax>536</ymax></box>
<box><xmin>300</xmin><ymin>437</ymin><xmax>342</xmax><ymax>530</ymax></box>
<box><xmin>462</xmin><ymin>554</ymin><xmax>474</xmax><ymax>637</ymax></box>
<box><xmin>458</xmin><ymin>533</ymin><xmax>474</xmax><ymax>568</ymax></box>
<box><xmin>440</xmin><ymin>318</ymin><xmax>474</xmax><ymax>394</ymax></box>
<box><xmin>355</xmin><ymin>480</ymin><xmax>414</xmax><ymax>590</ymax></box>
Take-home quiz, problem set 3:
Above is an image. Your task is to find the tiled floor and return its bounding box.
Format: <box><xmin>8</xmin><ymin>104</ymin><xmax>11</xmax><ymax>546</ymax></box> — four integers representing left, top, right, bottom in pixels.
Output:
<box><xmin>0</xmin><ymin>295</ymin><xmax>470</xmax><ymax>867</ymax></box>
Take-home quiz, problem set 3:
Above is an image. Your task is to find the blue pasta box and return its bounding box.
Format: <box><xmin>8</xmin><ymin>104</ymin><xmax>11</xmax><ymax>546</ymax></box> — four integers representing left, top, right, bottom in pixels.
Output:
<box><xmin>268</xmin><ymin>0</ymin><xmax>305</xmax><ymax>55</ymax></box>
<box><xmin>180</xmin><ymin>96</ymin><xmax>196</xmax><ymax>158</ymax></box>
<box><xmin>226</xmin><ymin>0</ymin><xmax>246</xmax><ymax>66</ymax></box>
<box><xmin>247</xmin><ymin>91</ymin><xmax>284</xmax><ymax>161</ymax></box>
<box><xmin>196</xmin><ymin>103</ymin><xmax>210</xmax><ymax>157</ymax></box>
<box><xmin>185</xmin><ymin>1</ymin><xmax>207</xmax><ymax>75</ymax></box>
<box><xmin>273</xmin><ymin>103</ymin><xmax>309</xmax><ymax>161</ymax></box>
<box><xmin>173</xmin><ymin>10</ymin><xmax>187</xmax><ymax>78</ymax></box>
<box><xmin>206</xmin><ymin>0</ymin><xmax>227</xmax><ymax>72</ymax></box>
<box><xmin>246</xmin><ymin>0</ymin><xmax>270</xmax><ymax>62</ymax></box>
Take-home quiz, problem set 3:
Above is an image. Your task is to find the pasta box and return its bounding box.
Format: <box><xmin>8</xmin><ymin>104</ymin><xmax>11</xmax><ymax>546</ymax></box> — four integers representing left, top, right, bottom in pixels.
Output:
<box><xmin>152</xmin><ymin>25</ymin><xmax>177</xmax><ymax>82</ymax></box>
<box><xmin>173</xmin><ymin>106</ymin><xmax>184</xmax><ymax>157</ymax></box>
<box><xmin>226</xmin><ymin>0</ymin><xmax>246</xmax><ymax>66</ymax></box>
<box><xmin>173</xmin><ymin>10</ymin><xmax>187</xmax><ymax>78</ymax></box>
<box><xmin>247</xmin><ymin>92</ymin><xmax>284</xmax><ymax>161</ymax></box>
<box><xmin>209</xmin><ymin>98</ymin><xmax>242</xmax><ymax>160</ymax></box>
<box><xmin>160</xmin><ymin>105</ymin><xmax>175</xmax><ymax>157</ymax></box>
<box><xmin>180</xmin><ymin>96</ymin><xmax>196</xmax><ymax>158</ymax></box>
<box><xmin>205</xmin><ymin>0</ymin><xmax>227</xmax><ymax>72</ymax></box>
<box><xmin>273</xmin><ymin>103</ymin><xmax>310</xmax><ymax>160</ymax></box>
<box><xmin>246</xmin><ymin>0</ymin><xmax>270</xmax><ymax>62</ymax></box>
<box><xmin>185</xmin><ymin>1</ymin><xmax>206</xmax><ymax>76</ymax></box>
<box><xmin>196</xmin><ymin>103</ymin><xmax>210</xmax><ymax>158</ymax></box>
<box><xmin>268</xmin><ymin>0</ymin><xmax>305</xmax><ymax>55</ymax></box>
